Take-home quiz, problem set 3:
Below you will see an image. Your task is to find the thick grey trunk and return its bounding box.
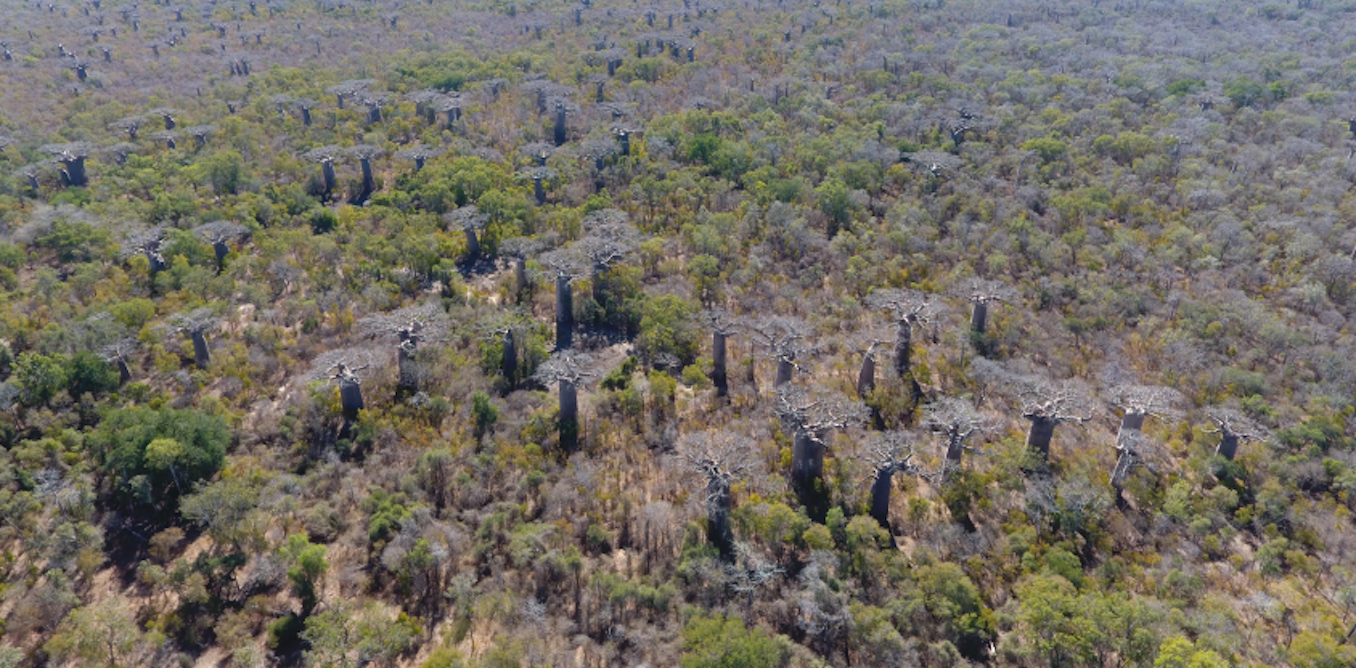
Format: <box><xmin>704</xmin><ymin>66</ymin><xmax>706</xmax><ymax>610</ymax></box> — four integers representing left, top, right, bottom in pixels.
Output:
<box><xmin>970</xmin><ymin>301</ymin><xmax>988</xmax><ymax>334</ymax></box>
<box><xmin>554</xmin><ymin>108</ymin><xmax>567</xmax><ymax>146</ymax></box>
<box><xmin>335</xmin><ymin>94</ymin><xmax>345</xmax><ymax>109</ymax></box>
<box><xmin>464</xmin><ymin>227</ymin><xmax>481</xmax><ymax>259</ymax></box>
<box><xmin>502</xmin><ymin>329</ymin><xmax>517</xmax><ymax>384</ymax></box>
<box><xmin>1110</xmin><ymin>450</ymin><xmax>1134</xmax><ymax>488</ymax></box>
<box><xmin>321</xmin><ymin>161</ymin><xmax>336</xmax><ymax>194</ymax></box>
<box><xmin>1026</xmin><ymin>416</ymin><xmax>1056</xmax><ymax>463</ymax></box>
<box><xmin>712</xmin><ymin>331</ymin><xmax>728</xmax><ymax>397</ymax></box>
<box><xmin>397</xmin><ymin>343</ymin><xmax>418</xmax><ymax>393</ymax></box>
<box><xmin>116</xmin><ymin>359</ymin><xmax>131</xmax><ymax>385</ymax></box>
<box><xmin>869</xmin><ymin>468</ymin><xmax>893</xmax><ymax>529</ymax></box>
<box><xmin>559</xmin><ymin>379</ymin><xmax>579</xmax><ymax>451</ymax></box>
<box><xmin>513</xmin><ymin>257</ymin><xmax>527</xmax><ymax>296</ymax></box>
<box><xmin>533</xmin><ymin>178</ymin><xmax>545</xmax><ymax>205</ymax></box>
<box><xmin>414</xmin><ymin>156</ymin><xmax>425</xmax><ymax>172</ymax></box>
<box><xmin>791</xmin><ymin>431</ymin><xmax>825</xmax><ymax>487</ymax></box>
<box><xmin>359</xmin><ymin>157</ymin><xmax>374</xmax><ymax>199</ymax></box>
<box><xmin>146</xmin><ymin>250</ymin><xmax>167</xmax><ymax>275</ymax></box>
<box><xmin>64</xmin><ymin>157</ymin><xmax>88</xmax><ymax>187</ymax></box>
<box><xmin>1116</xmin><ymin>412</ymin><xmax>1144</xmax><ymax>448</ymax></box>
<box><xmin>212</xmin><ymin>240</ymin><xmax>229</xmax><ymax>271</ymax></box>
<box><xmin>857</xmin><ymin>353</ymin><xmax>876</xmax><ymax>398</ymax></box>
<box><xmin>945</xmin><ymin>432</ymin><xmax>965</xmax><ymax>466</ymax></box>
<box><xmin>1216</xmin><ymin>432</ymin><xmax>1239</xmax><ymax>460</ymax></box>
<box><xmin>301</xmin><ymin>107</ymin><xmax>312</xmax><ymax>126</ymax></box>
<box><xmin>775</xmin><ymin>356</ymin><xmax>794</xmax><ymax>387</ymax></box>
<box><xmin>707</xmin><ymin>481</ymin><xmax>733</xmax><ymax>555</ymax></box>
<box><xmin>894</xmin><ymin>321</ymin><xmax>912</xmax><ymax>377</ymax></box>
<box><xmin>619</xmin><ymin>132</ymin><xmax>631</xmax><ymax>156</ymax></box>
<box><xmin>191</xmin><ymin>331</ymin><xmax>211</xmax><ymax>369</ymax></box>
<box><xmin>555</xmin><ymin>275</ymin><xmax>573</xmax><ymax>349</ymax></box>
<box><xmin>339</xmin><ymin>381</ymin><xmax>364</xmax><ymax>420</ymax></box>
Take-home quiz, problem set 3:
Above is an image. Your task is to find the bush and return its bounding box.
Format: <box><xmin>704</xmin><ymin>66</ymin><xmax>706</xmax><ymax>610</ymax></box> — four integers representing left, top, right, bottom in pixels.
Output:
<box><xmin>680</xmin><ymin>613</ymin><xmax>788</xmax><ymax>668</ymax></box>
<box><xmin>88</xmin><ymin>407</ymin><xmax>230</xmax><ymax>511</ymax></box>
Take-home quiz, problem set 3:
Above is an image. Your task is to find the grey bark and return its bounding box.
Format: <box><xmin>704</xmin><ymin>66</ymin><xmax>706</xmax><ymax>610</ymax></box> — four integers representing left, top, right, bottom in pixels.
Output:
<box><xmin>339</xmin><ymin>381</ymin><xmax>364</xmax><ymax>420</ymax></box>
<box><xmin>857</xmin><ymin>353</ymin><xmax>876</xmax><ymax>398</ymax></box>
<box><xmin>559</xmin><ymin>379</ymin><xmax>579</xmax><ymax>451</ymax></box>
<box><xmin>191</xmin><ymin>331</ymin><xmax>211</xmax><ymax>369</ymax></box>
<box><xmin>321</xmin><ymin>161</ymin><xmax>336</xmax><ymax>195</ymax></box>
<box><xmin>970</xmin><ymin>301</ymin><xmax>988</xmax><ymax>334</ymax></box>
<box><xmin>893</xmin><ymin>321</ymin><xmax>912</xmax><ymax>377</ymax></box>
<box><xmin>1025</xmin><ymin>416</ymin><xmax>1056</xmax><ymax>462</ymax></box>
<box><xmin>791</xmin><ymin>431</ymin><xmax>825</xmax><ymax>487</ymax></box>
<box><xmin>553</xmin><ymin>107</ymin><xmax>567</xmax><ymax>146</ymax></box>
<box><xmin>533</xmin><ymin>177</ymin><xmax>546</xmax><ymax>205</ymax></box>
<box><xmin>116</xmin><ymin>358</ymin><xmax>131</xmax><ymax>385</ymax></box>
<box><xmin>869</xmin><ymin>467</ymin><xmax>893</xmax><ymax>529</ymax></box>
<box><xmin>1217</xmin><ymin>432</ymin><xmax>1239</xmax><ymax>460</ymax></box>
<box><xmin>464</xmin><ymin>227</ymin><xmax>481</xmax><ymax>259</ymax></box>
<box><xmin>502</xmin><ymin>329</ymin><xmax>517</xmax><ymax>384</ymax></box>
<box><xmin>712</xmin><ymin>331</ymin><xmax>728</xmax><ymax>397</ymax></box>
<box><xmin>555</xmin><ymin>275</ymin><xmax>574</xmax><ymax>349</ymax></box>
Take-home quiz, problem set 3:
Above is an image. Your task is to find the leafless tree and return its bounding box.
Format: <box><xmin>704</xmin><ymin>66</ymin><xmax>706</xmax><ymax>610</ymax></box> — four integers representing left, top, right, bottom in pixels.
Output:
<box><xmin>537</xmin><ymin>247</ymin><xmax>591</xmax><ymax>349</ymax></box>
<box><xmin>169</xmin><ymin>308</ymin><xmax>217</xmax><ymax>370</ymax></box>
<box><xmin>326</xmin><ymin>78</ymin><xmax>372</xmax><ymax>109</ymax></box>
<box><xmin>865</xmin><ymin>288</ymin><xmax>935</xmax><ymax>377</ymax></box>
<box><xmin>397</xmin><ymin>144</ymin><xmax>442</xmax><ymax>173</ymax></box>
<box><xmin>109</xmin><ymin>115</ymin><xmax>145</xmax><ymax>141</ymax></box>
<box><xmin>293</xmin><ymin>97</ymin><xmax>318</xmax><ymax>126</ymax></box>
<box><xmin>194</xmin><ymin>220</ymin><xmax>249</xmax><ymax>271</ymax></box>
<box><xmin>744</xmin><ymin>315</ymin><xmax>813</xmax><ymax>388</ymax></box>
<box><xmin>123</xmin><ymin>227</ymin><xmax>168</xmax><ymax>275</ymax></box>
<box><xmin>520</xmin><ymin>142</ymin><xmax>556</xmax><ymax>167</ymax></box>
<box><xmin>184</xmin><ymin>125</ymin><xmax>215</xmax><ymax>150</ymax></box>
<box><xmin>360</xmin><ymin>302</ymin><xmax>447</xmax><ymax>398</ymax></box>
<box><xmin>149</xmin><ymin>130</ymin><xmax>180</xmax><ymax>150</ymax></box>
<box><xmin>534</xmin><ymin>350</ymin><xmax>598</xmax><ymax>452</ymax></box>
<box><xmin>860</xmin><ymin>430</ymin><xmax>935</xmax><ymax>530</ymax></box>
<box><xmin>105</xmin><ymin>143</ymin><xmax>137</xmax><ymax>166</ymax></box>
<box><xmin>1105</xmin><ymin>383</ymin><xmax>1183</xmax><ymax>488</ymax></box>
<box><xmin>777</xmin><ymin>385</ymin><xmax>868</xmax><ymax>504</ymax></box>
<box><xmin>698</xmin><ymin>308</ymin><xmax>739</xmax><ymax>397</ymax></box>
<box><xmin>675</xmin><ymin>429</ymin><xmax>758</xmax><ymax>556</ymax></box>
<box><xmin>519</xmin><ymin>166</ymin><xmax>556</xmax><ymax>205</ymax></box>
<box><xmin>302</xmin><ymin>145</ymin><xmax>343</xmax><ymax>198</ymax></box>
<box><xmin>1205</xmin><ymin>408</ymin><xmax>1269</xmax><ymax>461</ymax></box>
<box><xmin>549</xmin><ymin>96</ymin><xmax>580</xmax><ymax>147</ymax></box>
<box><xmin>444</xmin><ymin>205</ymin><xmax>489</xmax><ymax>261</ymax></box>
<box><xmin>1018</xmin><ymin>377</ymin><xmax>1094</xmax><ymax>465</ymax></box>
<box><xmin>954</xmin><ymin>278</ymin><xmax>1018</xmax><ymax>337</ymax></box>
<box><xmin>347</xmin><ymin>144</ymin><xmax>383</xmax><ymax>204</ymax></box>
<box><xmin>921</xmin><ymin>396</ymin><xmax>989</xmax><ymax>473</ymax></box>
<box><xmin>725</xmin><ymin>543</ymin><xmax>783</xmax><ymax>613</ymax></box>
<box><xmin>500</xmin><ymin>234</ymin><xmax>554</xmax><ymax>299</ymax></box>
<box><xmin>146</xmin><ymin>107</ymin><xmax>177</xmax><ymax>131</ymax></box>
<box><xmin>40</xmin><ymin>142</ymin><xmax>95</xmax><ymax>187</ymax></box>
<box><xmin>100</xmin><ymin>337</ymin><xmax>139</xmax><ymax>385</ymax></box>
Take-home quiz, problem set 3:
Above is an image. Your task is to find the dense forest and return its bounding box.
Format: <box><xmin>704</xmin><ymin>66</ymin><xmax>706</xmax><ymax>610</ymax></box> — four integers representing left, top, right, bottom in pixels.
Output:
<box><xmin>2</xmin><ymin>0</ymin><xmax>1356</xmax><ymax>665</ymax></box>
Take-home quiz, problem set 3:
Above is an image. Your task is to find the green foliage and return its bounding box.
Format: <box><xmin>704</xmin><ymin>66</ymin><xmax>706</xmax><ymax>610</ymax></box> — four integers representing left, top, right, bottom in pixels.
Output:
<box><xmin>88</xmin><ymin>407</ymin><xmax>230</xmax><ymax>511</ymax></box>
<box><xmin>282</xmin><ymin>533</ymin><xmax>328</xmax><ymax>615</ymax></box>
<box><xmin>471</xmin><ymin>391</ymin><xmax>498</xmax><ymax>440</ymax></box>
<box><xmin>65</xmin><ymin>350</ymin><xmax>119</xmax><ymax>398</ymax></box>
<box><xmin>680</xmin><ymin>613</ymin><xmax>789</xmax><ymax>668</ymax></box>
<box><xmin>637</xmin><ymin>295</ymin><xmax>699</xmax><ymax>365</ymax></box>
<box><xmin>15</xmin><ymin>352</ymin><xmax>68</xmax><ymax>407</ymax></box>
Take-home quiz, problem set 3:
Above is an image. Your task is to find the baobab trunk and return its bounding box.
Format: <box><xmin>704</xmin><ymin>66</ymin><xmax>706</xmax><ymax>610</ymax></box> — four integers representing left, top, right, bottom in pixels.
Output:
<box><xmin>146</xmin><ymin>250</ymin><xmax>167</xmax><ymax>275</ymax></box>
<box><xmin>618</xmin><ymin>132</ymin><xmax>631</xmax><ymax>156</ymax></box>
<box><xmin>533</xmin><ymin>178</ymin><xmax>546</xmax><ymax>205</ymax></box>
<box><xmin>301</xmin><ymin>107</ymin><xmax>312</xmax><ymax>126</ymax></box>
<box><xmin>63</xmin><ymin>157</ymin><xmax>88</xmax><ymax>187</ymax></box>
<box><xmin>339</xmin><ymin>380</ymin><xmax>364</xmax><ymax>420</ymax></box>
<box><xmin>970</xmin><ymin>301</ymin><xmax>988</xmax><ymax>334</ymax></box>
<box><xmin>706</xmin><ymin>481</ymin><xmax>734</xmax><ymax>556</ymax></box>
<box><xmin>894</xmin><ymin>321</ymin><xmax>912</xmax><ymax>376</ymax></box>
<box><xmin>414</xmin><ymin>156</ymin><xmax>426</xmax><ymax>172</ymax></box>
<box><xmin>712</xmin><ymin>331</ymin><xmax>728</xmax><ymax>397</ymax></box>
<box><xmin>396</xmin><ymin>342</ymin><xmax>417</xmax><ymax>396</ymax></box>
<box><xmin>869</xmin><ymin>468</ymin><xmax>893</xmax><ymax>529</ymax></box>
<box><xmin>1117</xmin><ymin>412</ymin><xmax>1145</xmax><ymax>443</ymax></box>
<box><xmin>559</xmin><ymin>379</ymin><xmax>579</xmax><ymax>452</ymax></box>
<box><xmin>212</xmin><ymin>240</ymin><xmax>229</xmax><ymax>272</ymax></box>
<box><xmin>1025</xmin><ymin>416</ymin><xmax>1056</xmax><ymax>463</ymax></box>
<box><xmin>513</xmin><ymin>257</ymin><xmax>527</xmax><ymax>297</ymax></box>
<box><xmin>775</xmin><ymin>356</ymin><xmax>794</xmax><ymax>387</ymax></box>
<box><xmin>115</xmin><ymin>358</ymin><xmax>131</xmax><ymax>385</ymax></box>
<box><xmin>464</xmin><ymin>227</ymin><xmax>481</xmax><ymax>260</ymax></box>
<box><xmin>321</xmin><ymin>161</ymin><xmax>337</xmax><ymax>195</ymax></box>
<box><xmin>790</xmin><ymin>431</ymin><xmax>825</xmax><ymax>488</ymax></box>
<box><xmin>554</xmin><ymin>107</ymin><xmax>567</xmax><ymax>147</ymax></box>
<box><xmin>945</xmin><ymin>432</ymin><xmax>965</xmax><ymax>467</ymax></box>
<box><xmin>501</xmin><ymin>329</ymin><xmax>517</xmax><ymax>385</ymax></box>
<box><xmin>1216</xmin><ymin>431</ymin><xmax>1239</xmax><ymax>460</ymax></box>
<box><xmin>555</xmin><ymin>275</ymin><xmax>574</xmax><ymax>349</ymax></box>
<box><xmin>359</xmin><ymin>157</ymin><xmax>375</xmax><ymax>201</ymax></box>
<box><xmin>857</xmin><ymin>353</ymin><xmax>876</xmax><ymax>398</ymax></box>
<box><xmin>191</xmin><ymin>331</ymin><xmax>211</xmax><ymax>369</ymax></box>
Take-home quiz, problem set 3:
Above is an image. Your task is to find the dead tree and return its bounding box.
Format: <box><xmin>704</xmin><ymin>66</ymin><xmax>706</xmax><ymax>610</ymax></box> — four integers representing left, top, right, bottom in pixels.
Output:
<box><xmin>293</xmin><ymin>98</ymin><xmax>318</xmax><ymax>126</ymax></box>
<box><xmin>302</xmin><ymin>145</ymin><xmax>343</xmax><ymax>199</ymax></box>
<box><xmin>40</xmin><ymin>142</ymin><xmax>95</xmax><ymax>187</ymax></box>
<box><xmin>358</xmin><ymin>93</ymin><xmax>388</xmax><ymax>126</ymax></box>
<box><xmin>676</xmin><ymin>429</ymin><xmax>757</xmax><ymax>556</ymax></box>
<box><xmin>170</xmin><ymin>308</ymin><xmax>217</xmax><ymax>370</ymax></box>
<box><xmin>860</xmin><ymin>430</ymin><xmax>934</xmax><ymax>530</ymax></box>
<box><xmin>699</xmin><ymin>308</ymin><xmax>739</xmax><ymax>397</ymax></box>
<box><xmin>194</xmin><ymin>221</ymin><xmax>249</xmax><ymax>272</ymax></box>
<box><xmin>360</xmin><ymin>302</ymin><xmax>447</xmax><ymax>399</ymax></box>
<box><xmin>865</xmin><ymin>288</ymin><xmax>934</xmax><ymax>378</ymax></box>
<box><xmin>347</xmin><ymin>145</ymin><xmax>383</xmax><ymax>204</ymax></box>
<box><xmin>534</xmin><ymin>350</ymin><xmax>597</xmax><ymax>452</ymax></box>
<box><xmin>612</xmin><ymin>123</ymin><xmax>641</xmax><ymax>156</ymax></box>
<box><xmin>520</xmin><ymin>142</ymin><xmax>556</xmax><ymax>167</ymax></box>
<box><xmin>777</xmin><ymin>385</ymin><xmax>868</xmax><ymax>516</ymax></box>
<box><xmin>1106</xmin><ymin>384</ymin><xmax>1183</xmax><ymax>488</ymax></box>
<box><xmin>444</xmin><ymin>205</ymin><xmax>490</xmax><ymax>261</ymax></box>
<box><xmin>744</xmin><ymin>315</ymin><xmax>813</xmax><ymax>389</ymax></box>
<box><xmin>955</xmin><ymin>278</ymin><xmax>1017</xmax><ymax>337</ymax></box>
<box><xmin>1206</xmin><ymin>408</ymin><xmax>1268</xmax><ymax>461</ymax></box>
<box><xmin>1018</xmin><ymin>378</ymin><xmax>1094</xmax><ymax>466</ymax></box>
<box><xmin>397</xmin><ymin>145</ymin><xmax>442</xmax><ymax>173</ymax></box>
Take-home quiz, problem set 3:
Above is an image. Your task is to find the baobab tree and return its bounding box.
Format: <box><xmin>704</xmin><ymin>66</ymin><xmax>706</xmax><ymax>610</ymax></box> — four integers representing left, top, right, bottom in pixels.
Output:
<box><xmin>479</xmin><ymin>310</ymin><xmax>541</xmax><ymax>391</ymax></box>
<box><xmin>360</xmin><ymin>302</ymin><xmax>447</xmax><ymax>399</ymax></box>
<box><xmin>302</xmin><ymin>145</ymin><xmax>343</xmax><ymax>199</ymax></box>
<box><xmin>293</xmin><ymin>98</ymin><xmax>318</xmax><ymax>126</ymax></box>
<box><xmin>396</xmin><ymin>144</ymin><xmax>442</xmax><ymax>173</ymax></box>
<box><xmin>955</xmin><ymin>278</ymin><xmax>1017</xmax><ymax>337</ymax></box>
<box><xmin>698</xmin><ymin>307</ymin><xmax>739</xmax><ymax>397</ymax></box>
<box><xmin>533</xmin><ymin>350</ymin><xmax>597</xmax><ymax>452</ymax></box>
<box><xmin>40</xmin><ymin>142</ymin><xmax>95</xmax><ymax>187</ymax></box>
<box><xmin>520</xmin><ymin>142</ymin><xmax>556</xmax><ymax>167</ymax></box>
<box><xmin>123</xmin><ymin>228</ymin><xmax>168</xmax><ymax>275</ymax></box>
<box><xmin>499</xmin><ymin>234</ymin><xmax>554</xmax><ymax>300</ymax></box>
<box><xmin>358</xmin><ymin>93</ymin><xmax>388</xmax><ymax>125</ymax></box>
<box><xmin>519</xmin><ymin>166</ymin><xmax>556</xmax><ymax>205</ymax></box>
<box><xmin>194</xmin><ymin>220</ymin><xmax>249</xmax><ymax>272</ymax></box>
<box><xmin>347</xmin><ymin>145</ymin><xmax>383</xmax><ymax>204</ymax></box>
<box><xmin>169</xmin><ymin>308</ymin><xmax>217</xmax><ymax>370</ymax></box>
<box><xmin>146</xmin><ymin>108</ymin><xmax>177</xmax><ymax>130</ymax></box>
<box><xmin>1017</xmin><ymin>377</ymin><xmax>1094</xmax><ymax>466</ymax></box>
<box><xmin>106</xmin><ymin>143</ymin><xmax>137</xmax><ymax>166</ymax></box>
<box><xmin>576</xmin><ymin>208</ymin><xmax>642</xmax><ymax>304</ymax></box>
<box><xmin>326</xmin><ymin>78</ymin><xmax>372</xmax><ymax>109</ymax></box>
<box><xmin>184</xmin><ymin>125</ymin><xmax>215</xmax><ymax>150</ymax></box>
<box><xmin>100</xmin><ymin>337</ymin><xmax>139</xmax><ymax>385</ymax></box>
<box><xmin>776</xmin><ymin>385</ymin><xmax>868</xmax><ymax>517</ymax></box>
<box><xmin>444</xmin><ymin>205</ymin><xmax>490</xmax><ymax>262</ymax></box>
<box><xmin>537</xmin><ymin>246</ymin><xmax>591</xmax><ymax>349</ymax></box>
<box><xmin>865</xmin><ymin>288</ymin><xmax>935</xmax><ymax>378</ymax></box>
<box><xmin>549</xmin><ymin>96</ymin><xmax>579</xmax><ymax>147</ymax></box>
<box><xmin>109</xmin><ymin>114</ymin><xmax>145</xmax><ymax>140</ymax></box>
<box><xmin>1105</xmin><ymin>384</ymin><xmax>1183</xmax><ymax>488</ymax></box>
<box><xmin>1205</xmin><ymin>408</ymin><xmax>1268</xmax><ymax>461</ymax></box>
<box><xmin>330</xmin><ymin>362</ymin><xmax>369</xmax><ymax>421</ymax></box>
<box><xmin>744</xmin><ymin>315</ymin><xmax>812</xmax><ymax>389</ymax></box>
<box><xmin>921</xmin><ymin>397</ymin><xmax>989</xmax><ymax>473</ymax></box>
<box><xmin>149</xmin><ymin>130</ymin><xmax>179</xmax><ymax>150</ymax></box>
<box><xmin>574</xmin><ymin>139</ymin><xmax>619</xmax><ymax>188</ymax></box>
<box><xmin>675</xmin><ymin>429</ymin><xmax>757</xmax><ymax>556</ymax></box>
<box><xmin>860</xmin><ymin>430</ymin><xmax>934</xmax><ymax>531</ymax></box>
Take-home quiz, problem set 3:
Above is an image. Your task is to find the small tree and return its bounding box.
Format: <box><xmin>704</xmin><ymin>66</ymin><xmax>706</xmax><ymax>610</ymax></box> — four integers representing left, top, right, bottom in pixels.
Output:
<box><xmin>954</xmin><ymin>278</ymin><xmax>1017</xmax><ymax>338</ymax></box>
<box><xmin>184</xmin><ymin>124</ymin><xmax>215</xmax><ymax>151</ymax></box>
<box><xmin>444</xmin><ymin>205</ymin><xmax>489</xmax><ymax>261</ymax></box>
<box><xmin>744</xmin><ymin>315</ymin><xmax>813</xmax><ymax>388</ymax></box>
<box><xmin>676</xmin><ymin>429</ymin><xmax>757</xmax><ymax>557</ymax></box>
<box><xmin>293</xmin><ymin>97</ymin><xmax>318</xmax><ymax>126</ymax></box>
<box><xmin>1205</xmin><ymin>408</ymin><xmax>1268</xmax><ymax>461</ymax></box>
<box><xmin>100</xmin><ymin>337</ymin><xmax>139</xmax><ymax>385</ymax></box>
<box><xmin>499</xmin><ymin>235</ymin><xmax>553</xmax><ymax>300</ymax></box>
<box><xmin>549</xmin><ymin>96</ymin><xmax>580</xmax><ymax>147</ymax></box>
<box><xmin>123</xmin><ymin>227</ymin><xmax>169</xmax><ymax>275</ymax></box>
<box><xmin>325</xmin><ymin>78</ymin><xmax>372</xmax><ymax>109</ymax></box>
<box><xmin>346</xmin><ymin>145</ymin><xmax>383</xmax><ymax>204</ymax></box>
<box><xmin>396</xmin><ymin>144</ymin><xmax>442</xmax><ymax>173</ymax></box>
<box><xmin>921</xmin><ymin>397</ymin><xmax>989</xmax><ymax>473</ymax></box>
<box><xmin>109</xmin><ymin>114</ymin><xmax>145</xmax><ymax>141</ymax></box>
<box><xmin>865</xmin><ymin>288</ymin><xmax>935</xmax><ymax>377</ymax></box>
<box><xmin>194</xmin><ymin>220</ymin><xmax>249</xmax><ymax>272</ymax></box>
<box><xmin>533</xmin><ymin>350</ymin><xmax>597</xmax><ymax>452</ymax></box>
<box><xmin>170</xmin><ymin>308</ymin><xmax>217</xmax><ymax>369</ymax></box>
<box><xmin>860</xmin><ymin>430</ymin><xmax>934</xmax><ymax>531</ymax></box>
<box><xmin>302</xmin><ymin>145</ymin><xmax>343</xmax><ymax>199</ymax></box>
